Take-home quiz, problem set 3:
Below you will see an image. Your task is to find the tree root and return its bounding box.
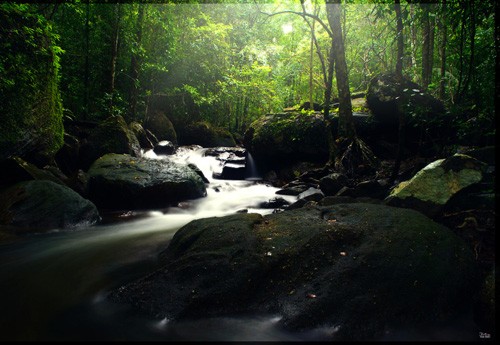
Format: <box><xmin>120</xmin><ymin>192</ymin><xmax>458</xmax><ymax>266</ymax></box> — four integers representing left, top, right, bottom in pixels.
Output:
<box><xmin>333</xmin><ymin>137</ymin><xmax>379</xmax><ymax>177</ymax></box>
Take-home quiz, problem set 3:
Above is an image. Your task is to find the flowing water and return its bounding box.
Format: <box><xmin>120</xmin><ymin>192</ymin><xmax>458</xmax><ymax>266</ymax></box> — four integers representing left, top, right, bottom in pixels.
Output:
<box><xmin>0</xmin><ymin>146</ymin><xmax>321</xmax><ymax>341</ymax></box>
<box><xmin>0</xmin><ymin>146</ymin><xmax>479</xmax><ymax>341</ymax></box>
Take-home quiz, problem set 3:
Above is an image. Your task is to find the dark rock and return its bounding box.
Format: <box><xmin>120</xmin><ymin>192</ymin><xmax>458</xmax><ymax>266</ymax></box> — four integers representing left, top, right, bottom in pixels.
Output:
<box><xmin>474</xmin><ymin>269</ymin><xmax>495</xmax><ymax>334</ymax></box>
<box><xmin>365</xmin><ymin>73</ymin><xmax>450</xmax><ymax>153</ymax></box>
<box><xmin>153</xmin><ymin>140</ymin><xmax>176</xmax><ymax>156</ymax></box>
<box><xmin>55</xmin><ymin>133</ymin><xmax>81</xmax><ymax>176</ymax></box>
<box><xmin>461</xmin><ymin>146</ymin><xmax>496</xmax><ymax>166</ymax></box>
<box><xmin>110</xmin><ymin>204</ymin><xmax>476</xmax><ymax>341</ymax></box>
<box><xmin>385</xmin><ymin>154</ymin><xmax>486</xmax><ymax>217</ymax></box>
<box><xmin>335</xmin><ymin>186</ymin><xmax>356</xmax><ymax>197</ymax></box>
<box><xmin>244</xmin><ymin>112</ymin><xmax>329</xmax><ymax>169</ymax></box>
<box><xmin>144</xmin><ymin>110</ymin><xmax>177</xmax><ymax>144</ymax></box>
<box><xmin>204</xmin><ymin>147</ymin><xmax>246</xmax><ymax>158</ymax></box>
<box><xmin>179</xmin><ymin>122</ymin><xmax>236</xmax><ymax>147</ymax></box>
<box><xmin>0</xmin><ymin>180</ymin><xmax>100</xmax><ymax>232</ymax></box>
<box><xmin>0</xmin><ymin>156</ymin><xmax>65</xmax><ymax>190</ymax></box>
<box><xmin>352</xmin><ymin>179</ymin><xmax>389</xmax><ymax>199</ymax></box>
<box><xmin>87</xmin><ymin>153</ymin><xmax>207</xmax><ymax>210</ymax></box>
<box><xmin>319</xmin><ymin>173</ymin><xmax>349</xmax><ymax>196</ymax></box>
<box><xmin>187</xmin><ymin>164</ymin><xmax>209</xmax><ymax>184</ymax></box>
<box><xmin>213</xmin><ymin>163</ymin><xmax>246</xmax><ymax>180</ymax></box>
<box><xmin>79</xmin><ymin>116</ymin><xmax>141</xmax><ymax>171</ymax></box>
<box><xmin>259</xmin><ymin>197</ymin><xmax>290</xmax><ymax>209</ymax></box>
<box><xmin>276</xmin><ymin>184</ymin><xmax>310</xmax><ymax>196</ymax></box>
<box><xmin>129</xmin><ymin>121</ymin><xmax>155</xmax><ymax>150</ymax></box>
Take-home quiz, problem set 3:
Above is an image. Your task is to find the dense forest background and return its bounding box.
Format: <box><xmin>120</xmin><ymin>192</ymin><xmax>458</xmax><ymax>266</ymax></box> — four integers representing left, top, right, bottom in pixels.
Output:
<box><xmin>0</xmin><ymin>0</ymin><xmax>496</xmax><ymax>163</ymax></box>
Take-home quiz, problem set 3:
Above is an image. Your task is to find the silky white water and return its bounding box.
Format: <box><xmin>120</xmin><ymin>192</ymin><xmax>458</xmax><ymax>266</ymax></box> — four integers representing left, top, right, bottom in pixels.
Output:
<box><xmin>0</xmin><ymin>146</ymin><xmax>303</xmax><ymax>341</ymax></box>
<box><xmin>0</xmin><ymin>146</ymin><xmax>475</xmax><ymax>341</ymax></box>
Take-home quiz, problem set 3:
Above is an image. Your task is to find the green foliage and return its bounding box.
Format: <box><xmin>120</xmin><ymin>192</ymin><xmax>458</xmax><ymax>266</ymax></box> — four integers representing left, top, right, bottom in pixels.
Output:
<box><xmin>0</xmin><ymin>3</ymin><xmax>64</xmax><ymax>160</ymax></box>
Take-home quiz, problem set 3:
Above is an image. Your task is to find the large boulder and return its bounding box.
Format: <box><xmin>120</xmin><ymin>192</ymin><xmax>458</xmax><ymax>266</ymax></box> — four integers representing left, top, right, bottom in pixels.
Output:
<box><xmin>0</xmin><ymin>180</ymin><xmax>100</xmax><ymax>233</ymax></box>
<box><xmin>178</xmin><ymin>121</ymin><xmax>236</xmax><ymax>147</ymax></box>
<box><xmin>109</xmin><ymin>203</ymin><xmax>476</xmax><ymax>341</ymax></box>
<box><xmin>79</xmin><ymin>115</ymin><xmax>141</xmax><ymax>171</ymax></box>
<box><xmin>129</xmin><ymin>121</ymin><xmax>156</xmax><ymax>150</ymax></box>
<box><xmin>0</xmin><ymin>156</ymin><xmax>65</xmax><ymax>190</ymax></box>
<box><xmin>365</xmin><ymin>73</ymin><xmax>450</xmax><ymax>154</ymax></box>
<box><xmin>0</xmin><ymin>5</ymin><xmax>64</xmax><ymax>164</ymax></box>
<box><xmin>385</xmin><ymin>154</ymin><xmax>486</xmax><ymax>217</ymax></box>
<box><xmin>87</xmin><ymin>153</ymin><xmax>207</xmax><ymax>209</ymax></box>
<box><xmin>144</xmin><ymin>110</ymin><xmax>177</xmax><ymax>144</ymax></box>
<box><xmin>244</xmin><ymin>112</ymin><xmax>329</xmax><ymax>169</ymax></box>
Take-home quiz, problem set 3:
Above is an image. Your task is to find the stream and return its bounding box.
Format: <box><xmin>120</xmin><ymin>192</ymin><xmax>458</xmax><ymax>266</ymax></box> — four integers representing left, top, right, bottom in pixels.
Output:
<box><xmin>0</xmin><ymin>146</ymin><xmax>326</xmax><ymax>341</ymax></box>
<box><xmin>0</xmin><ymin>146</ymin><xmax>479</xmax><ymax>341</ymax></box>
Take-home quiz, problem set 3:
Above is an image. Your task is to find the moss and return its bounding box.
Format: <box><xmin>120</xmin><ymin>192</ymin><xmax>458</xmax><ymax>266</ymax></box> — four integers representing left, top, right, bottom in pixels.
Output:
<box><xmin>0</xmin><ymin>5</ymin><xmax>64</xmax><ymax>160</ymax></box>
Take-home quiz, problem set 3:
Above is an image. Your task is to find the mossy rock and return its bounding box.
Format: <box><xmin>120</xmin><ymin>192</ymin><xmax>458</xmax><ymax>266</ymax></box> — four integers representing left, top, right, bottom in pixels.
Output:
<box><xmin>87</xmin><ymin>153</ymin><xmax>207</xmax><ymax>210</ymax></box>
<box><xmin>0</xmin><ymin>180</ymin><xmax>100</xmax><ymax>233</ymax></box>
<box><xmin>385</xmin><ymin>154</ymin><xmax>486</xmax><ymax>217</ymax></box>
<box><xmin>365</xmin><ymin>73</ymin><xmax>451</xmax><ymax>152</ymax></box>
<box><xmin>0</xmin><ymin>4</ymin><xmax>64</xmax><ymax>162</ymax></box>
<box><xmin>178</xmin><ymin>121</ymin><xmax>236</xmax><ymax>147</ymax></box>
<box><xmin>243</xmin><ymin>112</ymin><xmax>329</xmax><ymax>169</ymax></box>
<box><xmin>79</xmin><ymin>115</ymin><xmax>141</xmax><ymax>171</ymax></box>
<box><xmin>144</xmin><ymin>110</ymin><xmax>177</xmax><ymax>144</ymax></box>
<box><xmin>129</xmin><ymin>121</ymin><xmax>155</xmax><ymax>150</ymax></box>
<box><xmin>110</xmin><ymin>203</ymin><xmax>476</xmax><ymax>341</ymax></box>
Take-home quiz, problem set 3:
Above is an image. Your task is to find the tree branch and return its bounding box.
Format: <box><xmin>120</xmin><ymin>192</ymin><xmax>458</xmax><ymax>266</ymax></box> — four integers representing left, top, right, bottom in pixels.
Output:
<box><xmin>260</xmin><ymin>10</ymin><xmax>333</xmax><ymax>38</ymax></box>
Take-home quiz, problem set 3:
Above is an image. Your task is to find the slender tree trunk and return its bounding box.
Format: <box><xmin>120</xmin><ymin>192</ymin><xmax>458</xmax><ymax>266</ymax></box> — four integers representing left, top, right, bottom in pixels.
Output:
<box><xmin>391</xmin><ymin>0</ymin><xmax>405</xmax><ymax>183</ymax></box>
<box><xmin>326</xmin><ymin>0</ymin><xmax>355</xmax><ymax>139</ymax></box>
<box><xmin>455</xmin><ymin>3</ymin><xmax>467</xmax><ymax>100</ymax></box>
<box><xmin>129</xmin><ymin>3</ymin><xmax>144</xmax><ymax>119</ymax></box>
<box><xmin>421</xmin><ymin>3</ymin><xmax>432</xmax><ymax>90</ymax></box>
<box><xmin>395</xmin><ymin>0</ymin><xmax>404</xmax><ymax>80</ymax></box>
<box><xmin>438</xmin><ymin>0</ymin><xmax>447</xmax><ymax>100</ymax></box>
<box><xmin>409</xmin><ymin>3</ymin><xmax>417</xmax><ymax>75</ymax></box>
<box><xmin>109</xmin><ymin>3</ymin><xmax>121</xmax><ymax>110</ymax></box>
<box><xmin>84</xmin><ymin>0</ymin><xmax>90</xmax><ymax>120</ymax></box>
<box><xmin>309</xmin><ymin>12</ymin><xmax>315</xmax><ymax>108</ymax></box>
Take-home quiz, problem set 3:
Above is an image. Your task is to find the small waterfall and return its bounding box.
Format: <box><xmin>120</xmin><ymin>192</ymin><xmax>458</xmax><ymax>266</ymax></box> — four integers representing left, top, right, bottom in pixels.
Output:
<box><xmin>245</xmin><ymin>151</ymin><xmax>261</xmax><ymax>181</ymax></box>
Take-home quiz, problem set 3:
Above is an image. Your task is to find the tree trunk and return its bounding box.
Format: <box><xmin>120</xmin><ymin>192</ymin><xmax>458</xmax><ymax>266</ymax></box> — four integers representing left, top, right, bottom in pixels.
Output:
<box><xmin>308</xmin><ymin>11</ymin><xmax>315</xmax><ymax>108</ymax></box>
<box><xmin>438</xmin><ymin>0</ymin><xmax>447</xmax><ymax>100</ymax></box>
<box><xmin>325</xmin><ymin>0</ymin><xmax>355</xmax><ymax>139</ymax></box>
<box><xmin>391</xmin><ymin>0</ymin><xmax>405</xmax><ymax>183</ymax></box>
<box><xmin>84</xmin><ymin>0</ymin><xmax>90</xmax><ymax>120</ymax></box>
<box><xmin>421</xmin><ymin>4</ymin><xmax>432</xmax><ymax>91</ymax></box>
<box><xmin>109</xmin><ymin>3</ymin><xmax>121</xmax><ymax>110</ymax></box>
<box><xmin>129</xmin><ymin>3</ymin><xmax>145</xmax><ymax>120</ymax></box>
<box><xmin>409</xmin><ymin>3</ymin><xmax>417</xmax><ymax>74</ymax></box>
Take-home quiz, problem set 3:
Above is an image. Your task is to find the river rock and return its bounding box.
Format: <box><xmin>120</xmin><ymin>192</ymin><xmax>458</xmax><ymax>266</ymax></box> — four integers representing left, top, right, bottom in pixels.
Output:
<box><xmin>244</xmin><ymin>112</ymin><xmax>329</xmax><ymax>169</ymax></box>
<box><xmin>144</xmin><ymin>110</ymin><xmax>178</xmax><ymax>144</ymax></box>
<box><xmin>109</xmin><ymin>203</ymin><xmax>476</xmax><ymax>341</ymax></box>
<box><xmin>87</xmin><ymin>153</ymin><xmax>207</xmax><ymax>209</ymax></box>
<box><xmin>153</xmin><ymin>140</ymin><xmax>176</xmax><ymax>156</ymax></box>
<box><xmin>0</xmin><ymin>156</ymin><xmax>65</xmax><ymax>189</ymax></box>
<box><xmin>178</xmin><ymin>121</ymin><xmax>236</xmax><ymax>147</ymax></box>
<box><xmin>0</xmin><ymin>180</ymin><xmax>100</xmax><ymax>232</ymax></box>
<box><xmin>319</xmin><ymin>173</ymin><xmax>349</xmax><ymax>196</ymax></box>
<box><xmin>365</xmin><ymin>73</ymin><xmax>449</xmax><ymax>152</ymax></box>
<box><xmin>385</xmin><ymin>154</ymin><xmax>486</xmax><ymax>217</ymax></box>
<box><xmin>129</xmin><ymin>121</ymin><xmax>156</xmax><ymax>150</ymax></box>
<box><xmin>79</xmin><ymin>115</ymin><xmax>141</xmax><ymax>170</ymax></box>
